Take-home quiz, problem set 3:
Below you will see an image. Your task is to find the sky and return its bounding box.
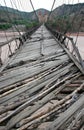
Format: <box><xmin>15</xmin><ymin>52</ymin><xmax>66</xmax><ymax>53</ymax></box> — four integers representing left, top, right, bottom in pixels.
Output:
<box><xmin>0</xmin><ymin>0</ymin><xmax>84</xmax><ymax>12</ymax></box>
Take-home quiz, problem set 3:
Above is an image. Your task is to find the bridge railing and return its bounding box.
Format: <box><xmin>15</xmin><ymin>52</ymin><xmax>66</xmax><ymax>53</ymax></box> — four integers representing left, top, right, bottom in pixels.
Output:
<box><xmin>46</xmin><ymin>24</ymin><xmax>84</xmax><ymax>69</ymax></box>
<box><xmin>0</xmin><ymin>25</ymin><xmax>40</xmax><ymax>67</ymax></box>
<box><xmin>0</xmin><ymin>37</ymin><xmax>21</xmax><ymax>66</ymax></box>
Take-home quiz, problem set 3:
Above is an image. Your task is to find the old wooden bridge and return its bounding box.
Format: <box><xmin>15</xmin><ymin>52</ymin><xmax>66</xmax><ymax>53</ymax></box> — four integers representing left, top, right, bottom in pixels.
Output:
<box><xmin>0</xmin><ymin>24</ymin><xmax>84</xmax><ymax>130</ymax></box>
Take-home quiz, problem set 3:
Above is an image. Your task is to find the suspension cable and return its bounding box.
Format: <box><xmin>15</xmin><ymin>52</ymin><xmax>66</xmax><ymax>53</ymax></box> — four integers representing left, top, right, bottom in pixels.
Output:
<box><xmin>18</xmin><ymin>0</ymin><xmax>24</xmax><ymax>10</ymax></box>
<box><xmin>64</xmin><ymin>0</ymin><xmax>81</xmax><ymax>34</ymax></box>
<box><xmin>19</xmin><ymin>0</ymin><xmax>30</xmax><ymax>20</ymax></box>
<box><xmin>3</xmin><ymin>0</ymin><xmax>22</xmax><ymax>37</ymax></box>
<box><xmin>10</xmin><ymin>0</ymin><xmax>17</xmax><ymax>24</ymax></box>
<box><xmin>47</xmin><ymin>0</ymin><xmax>56</xmax><ymax>21</ymax></box>
<box><xmin>10</xmin><ymin>0</ymin><xmax>24</xmax><ymax>35</ymax></box>
<box><xmin>11</xmin><ymin>0</ymin><xmax>27</xmax><ymax>34</ymax></box>
<box><xmin>75</xmin><ymin>14</ymin><xmax>84</xmax><ymax>45</ymax></box>
<box><xmin>0</xmin><ymin>3</ymin><xmax>19</xmax><ymax>41</ymax></box>
<box><xmin>29</xmin><ymin>0</ymin><xmax>39</xmax><ymax>22</ymax></box>
<box><xmin>12</xmin><ymin>0</ymin><xmax>24</xmax><ymax>21</ymax></box>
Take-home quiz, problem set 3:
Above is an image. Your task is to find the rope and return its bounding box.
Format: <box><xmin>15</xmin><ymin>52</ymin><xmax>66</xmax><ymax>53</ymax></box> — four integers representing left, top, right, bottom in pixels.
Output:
<box><xmin>29</xmin><ymin>0</ymin><xmax>39</xmax><ymax>22</ymax></box>
<box><xmin>3</xmin><ymin>0</ymin><xmax>22</xmax><ymax>37</ymax></box>
<box><xmin>75</xmin><ymin>16</ymin><xmax>84</xmax><ymax>45</ymax></box>
<box><xmin>64</xmin><ymin>1</ymin><xmax>82</xmax><ymax>34</ymax></box>
<box><xmin>12</xmin><ymin>0</ymin><xmax>24</xmax><ymax>21</ymax></box>
<box><xmin>0</xmin><ymin>4</ymin><xmax>18</xmax><ymax>42</ymax></box>
<box><xmin>11</xmin><ymin>0</ymin><xmax>28</xmax><ymax>35</ymax></box>
<box><xmin>47</xmin><ymin>0</ymin><xmax>56</xmax><ymax>21</ymax></box>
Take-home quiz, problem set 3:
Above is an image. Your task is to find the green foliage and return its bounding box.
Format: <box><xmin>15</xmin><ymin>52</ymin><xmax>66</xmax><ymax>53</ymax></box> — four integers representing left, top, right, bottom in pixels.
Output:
<box><xmin>12</xmin><ymin>20</ymin><xmax>39</xmax><ymax>29</ymax></box>
<box><xmin>47</xmin><ymin>16</ymin><xmax>72</xmax><ymax>33</ymax></box>
<box><xmin>25</xmin><ymin>21</ymin><xmax>39</xmax><ymax>30</ymax></box>
<box><xmin>0</xmin><ymin>23</ymin><xmax>12</xmax><ymax>30</ymax></box>
<box><xmin>12</xmin><ymin>20</ymin><xmax>28</xmax><ymax>25</ymax></box>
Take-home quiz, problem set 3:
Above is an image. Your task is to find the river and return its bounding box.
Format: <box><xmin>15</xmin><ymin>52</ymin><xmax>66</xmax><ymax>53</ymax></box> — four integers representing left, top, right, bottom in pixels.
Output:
<box><xmin>70</xmin><ymin>36</ymin><xmax>84</xmax><ymax>60</ymax></box>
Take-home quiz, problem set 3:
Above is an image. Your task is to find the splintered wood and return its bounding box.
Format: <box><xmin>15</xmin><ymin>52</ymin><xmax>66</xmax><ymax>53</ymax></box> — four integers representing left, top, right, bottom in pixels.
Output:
<box><xmin>0</xmin><ymin>25</ymin><xmax>84</xmax><ymax>130</ymax></box>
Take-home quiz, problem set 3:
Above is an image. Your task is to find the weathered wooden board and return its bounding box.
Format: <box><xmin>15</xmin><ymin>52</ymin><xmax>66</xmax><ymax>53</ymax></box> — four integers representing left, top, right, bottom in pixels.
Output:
<box><xmin>47</xmin><ymin>94</ymin><xmax>84</xmax><ymax>130</ymax></box>
<box><xmin>0</xmin><ymin>63</ymin><xmax>74</xmax><ymax>104</ymax></box>
<box><xmin>0</xmin><ymin>55</ymin><xmax>69</xmax><ymax>88</ymax></box>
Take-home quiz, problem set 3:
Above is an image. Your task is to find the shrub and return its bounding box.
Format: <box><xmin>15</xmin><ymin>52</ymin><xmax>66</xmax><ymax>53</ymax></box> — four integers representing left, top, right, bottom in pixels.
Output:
<box><xmin>0</xmin><ymin>23</ymin><xmax>12</xmax><ymax>30</ymax></box>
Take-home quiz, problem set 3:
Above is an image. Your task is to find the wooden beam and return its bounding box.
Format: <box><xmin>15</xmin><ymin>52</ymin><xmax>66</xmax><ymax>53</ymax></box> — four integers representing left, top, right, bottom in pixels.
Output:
<box><xmin>47</xmin><ymin>94</ymin><xmax>84</xmax><ymax>130</ymax></box>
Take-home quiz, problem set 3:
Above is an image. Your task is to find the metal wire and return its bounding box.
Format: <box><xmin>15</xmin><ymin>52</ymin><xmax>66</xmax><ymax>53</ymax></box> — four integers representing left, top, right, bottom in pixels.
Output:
<box><xmin>47</xmin><ymin>0</ymin><xmax>56</xmax><ymax>21</ymax></box>
<box><xmin>3</xmin><ymin>0</ymin><xmax>22</xmax><ymax>37</ymax></box>
<box><xmin>29</xmin><ymin>0</ymin><xmax>39</xmax><ymax>22</ymax></box>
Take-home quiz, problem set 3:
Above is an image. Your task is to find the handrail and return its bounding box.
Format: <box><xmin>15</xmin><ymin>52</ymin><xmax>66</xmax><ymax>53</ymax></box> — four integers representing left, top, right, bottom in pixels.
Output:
<box><xmin>0</xmin><ymin>25</ymin><xmax>40</xmax><ymax>47</ymax></box>
<box><xmin>0</xmin><ymin>24</ymin><xmax>41</xmax><ymax>67</ymax></box>
<box><xmin>0</xmin><ymin>37</ymin><xmax>19</xmax><ymax>47</ymax></box>
<box><xmin>46</xmin><ymin>24</ymin><xmax>84</xmax><ymax>69</ymax></box>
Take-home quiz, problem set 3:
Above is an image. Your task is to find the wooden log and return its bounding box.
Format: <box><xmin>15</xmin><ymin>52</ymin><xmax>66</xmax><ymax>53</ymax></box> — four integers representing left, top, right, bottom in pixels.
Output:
<box><xmin>46</xmin><ymin>95</ymin><xmax>84</xmax><ymax>130</ymax></box>
<box><xmin>5</xmin><ymin>92</ymin><xmax>55</xmax><ymax>130</ymax></box>
<box><xmin>16</xmin><ymin>99</ymin><xmax>71</xmax><ymax>130</ymax></box>
<box><xmin>16</xmin><ymin>81</ymin><xmax>84</xmax><ymax>129</ymax></box>
<box><xmin>67</xmin><ymin>108</ymin><xmax>84</xmax><ymax>130</ymax></box>
<box><xmin>0</xmin><ymin>53</ymin><xmax>68</xmax><ymax>81</ymax></box>
<box><xmin>0</xmin><ymin>56</ymin><xmax>69</xmax><ymax>89</ymax></box>
<box><xmin>0</xmin><ymin>63</ymin><xmax>56</xmax><ymax>94</ymax></box>
<box><xmin>0</xmin><ymin>98</ymin><xmax>29</xmax><ymax>115</ymax></box>
<box><xmin>0</xmin><ymin>126</ymin><xmax>6</xmax><ymax>130</ymax></box>
<box><xmin>4</xmin><ymin>73</ymin><xmax>80</xmax><ymax>130</ymax></box>
<box><xmin>8</xmin><ymin>49</ymin><xmax>64</xmax><ymax>68</ymax></box>
<box><xmin>0</xmin><ymin>65</ymin><xmax>76</xmax><ymax>115</ymax></box>
<box><xmin>66</xmin><ymin>83</ymin><xmax>81</xmax><ymax>87</ymax></box>
<box><xmin>0</xmin><ymin>63</ymin><xmax>73</xmax><ymax>104</ymax></box>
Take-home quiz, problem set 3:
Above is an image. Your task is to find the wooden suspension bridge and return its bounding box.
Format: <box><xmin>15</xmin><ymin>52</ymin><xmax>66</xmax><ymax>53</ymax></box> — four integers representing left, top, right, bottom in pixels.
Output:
<box><xmin>0</xmin><ymin>24</ymin><xmax>84</xmax><ymax>130</ymax></box>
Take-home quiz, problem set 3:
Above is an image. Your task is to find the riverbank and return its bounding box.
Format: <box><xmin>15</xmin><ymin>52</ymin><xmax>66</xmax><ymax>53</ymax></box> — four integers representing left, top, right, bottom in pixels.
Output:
<box><xmin>0</xmin><ymin>31</ymin><xmax>20</xmax><ymax>37</ymax></box>
<box><xmin>67</xmin><ymin>32</ymin><xmax>84</xmax><ymax>37</ymax></box>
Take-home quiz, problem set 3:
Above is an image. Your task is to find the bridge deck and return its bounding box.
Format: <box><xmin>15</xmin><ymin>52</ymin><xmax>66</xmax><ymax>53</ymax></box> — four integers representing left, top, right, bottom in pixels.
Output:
<box><xmin>0</xmin><ymin>25</ymin><xmax>84</xmax><ymax>130</ymax></box>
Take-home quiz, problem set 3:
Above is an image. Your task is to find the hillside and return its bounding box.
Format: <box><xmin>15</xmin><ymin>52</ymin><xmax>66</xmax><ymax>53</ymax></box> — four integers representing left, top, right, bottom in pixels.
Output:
<box><xmin>50</xmin><ymin>3</ymin><xmax>84</xmax><ymax>32</ymax></box>
<box><xmin>0</xmin><ymin>6</ymin><xmax>49</xmax><ymax>22</ymax></box>
<box><xmin>0</xmin><ymin>3</ymin><xmax>84</xmax><ymax>22</ymax></box>
<box><xmin>0</xmin><ymin>3</ymin><xmax>84</xmax><ymax>32</ymax></box>
<box><xmin>52</xmin><ymin>3</ymin><xmax>84</xmax><ymax>17</ymax></box>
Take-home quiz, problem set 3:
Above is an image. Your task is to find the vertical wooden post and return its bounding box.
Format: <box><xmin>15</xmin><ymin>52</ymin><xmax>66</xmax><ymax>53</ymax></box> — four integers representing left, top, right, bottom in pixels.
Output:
<box><xmin>8</xmin><ymin>43</ymin><xmax>12</xmax><ymax>56</ymax></box>
<box><xmin>0</xmin><ymin>47</ymin><xmax>2</xmax><ymax>66</ymax></box>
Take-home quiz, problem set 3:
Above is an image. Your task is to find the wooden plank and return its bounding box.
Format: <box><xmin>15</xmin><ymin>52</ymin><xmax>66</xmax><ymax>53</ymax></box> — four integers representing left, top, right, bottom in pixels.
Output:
<box><xmin>0</xmin><ymin>63</ymin><xmax>73</xmax><ymax>104</ymax></box>
<box><xmin>9</xmin><ymin>51</ymin><xmax>66</xmax><ymax>67</ymax></box>
<box><xmin>13</xmin><ymin>44</ymin><xmax>60</xmax><ymax>59</ymax></box>
<box><xmin>47</xmin><ymin>94</ymin><xmax>84</xmax><ymax>130</ymax></box>
<box><xmin>8</xmin><ymin>51</ymin><xmax>65</xmax><ymax>68</ymax></box>
<box><xmin>4</xmin><ymin>73</ymin><xmax>81</xmax><ymax>129</ymax></box>
<box><xmin>16</xmin><ymin>80</ymin><xmax>83</xmax><ymax>129</ymax></box>
<box><xmin>0</xmin><ymin>72</ymin><xmax>79</xmax><ymax>126</ymax></box>
<box><xmin>0</xmin><ymin>53</ymin><xmax>68</xmax><ymax>81</ymax></box>
<box><xmin>38</xmin><ymin>122</ymin><xmax>52</xmax><ymax>130</ymax></box>
<box><xmin>0</xmin><ymin>56</ymin><xmax>69</xmax><ymax>89</ymax></box>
